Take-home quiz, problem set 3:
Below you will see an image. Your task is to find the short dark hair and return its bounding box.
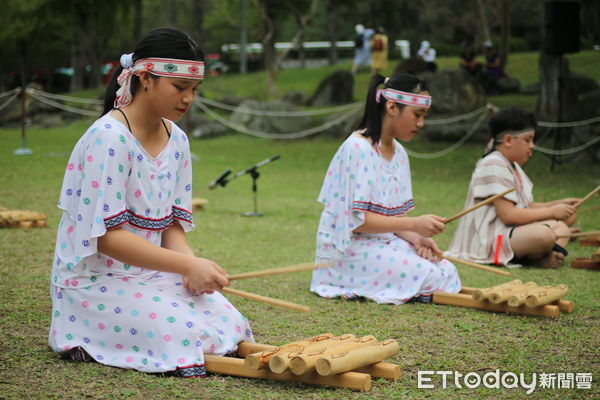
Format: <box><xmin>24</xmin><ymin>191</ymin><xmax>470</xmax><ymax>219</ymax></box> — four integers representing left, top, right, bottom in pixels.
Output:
<box><xmin>357</xmin><ymin>73</ymin><xmax>428</xmax><ymax>144</ymax></box>
<box><xmin>489</xmin><ymin>107</ymin><xmax>537</xmax><ymax>138</ymax></box>
<box><xmin>102</xmin><ymin>27</ymin><xmax>204</xmax><ymax>115</ymax></box>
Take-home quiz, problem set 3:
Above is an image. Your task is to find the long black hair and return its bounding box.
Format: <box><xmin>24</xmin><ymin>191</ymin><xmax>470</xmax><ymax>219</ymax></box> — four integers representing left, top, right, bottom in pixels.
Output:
<box><xmin>356</xmin><ymin>73</ymin><xmax>428</xmax><ymax>144</ymax></box>
<box><xmin>102</xmin><ymin>27</ymin><xmax>204</xmax><ymax>115</ymax></box>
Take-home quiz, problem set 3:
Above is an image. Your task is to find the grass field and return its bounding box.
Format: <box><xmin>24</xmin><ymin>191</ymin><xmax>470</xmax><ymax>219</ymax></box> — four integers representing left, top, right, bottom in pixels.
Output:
<box><xmin>0</xmin><ymin>50</ymin><xmax>599</xmax><ymax>399</ymax></box>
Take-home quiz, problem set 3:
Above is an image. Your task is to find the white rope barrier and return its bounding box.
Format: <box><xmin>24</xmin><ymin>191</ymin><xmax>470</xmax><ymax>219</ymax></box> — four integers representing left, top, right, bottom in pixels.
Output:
<box><xmin>28</xmin><ymin>88</ymin><xmax>104</xmax><ymax>105</ymax></box>
<box><xmin>197</xmin><ymin>95</ymin><xmax>361</xmax><ymax>116</ymax></box>
<box><xmin>194</xmin><ymin>99</ymin><xmax>362</xmax><ymax>139</ymax></box>
<box><xmin>0</xmin><ymin>87</ymin><xmax>21</xmax><ymax>99</ymax></box>
<box><xmin>424</xmin><ymin>104</ymin><xmax>491</xmax><ymax>125</ymax></box>
<box><xmin>534</xmin><ymin>136</ymin><xmax>600</xmax><ymax>155</ymax></box>
<box><xmin>405</xmin><ymin>110</ymin><xmax>489</xmax><ymax>159</ymax></box>
<box><xmin>0</xmin><ymin>90</ymin><xmax>20</xmax><ymax>112</ymax></box>
<box><xmin>537</xmin><ymin>115</ymin><xmax>600</xmax><ymax>128</ymax></box>
<box><xmin>26</xmin><ymin>88</ymin><xmax>100</xmax><ymax>116</ymax></box>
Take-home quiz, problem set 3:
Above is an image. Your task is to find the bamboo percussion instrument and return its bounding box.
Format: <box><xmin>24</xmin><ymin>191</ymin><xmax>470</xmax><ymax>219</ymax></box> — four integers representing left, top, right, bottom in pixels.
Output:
<box><xmin>433</xmin><ymin>291</ymin><xmax>560</xmax><ymax>318</ymax></box>
<box><xmin>461</xmin><ymin>286</ymin><xmax>573</xmax><ymax>314</ymax></box>
<box><xmin>525</xmin><ymin>285</ymin><xmax>569</xmax><ymax>308</ymax></box>
<box><xmin>204</xmin><ymin>354</ymin><xmax>372</xmax><ymax>392</ymax></box>
<box><xmin>575</xmin><ymin>185</ymin><xmax>600</xmax><ymax>209</ymax></box>
<box><xmin>0</xmin><ymin>209</ymin><xmax>48</xmax><ymax>228</ymax></box>
<box><xmin>571</xmin><ymin>257</ymin><xmax>600</xmax><ymax>269</ymax></box>
<box><xmin>442</xmin><ymin>254</ymin><xmax>512</xmax><ymax>277</ymax></box>
<box><xmin>445</xmin><ymin>187</ymin><xmax>515</xmax><ymax>223</ymax></box>
<box><xmin>289</xmin><ymin>335</ymin><xmax>378</xmax><ymax>376</ymax></box>
<box><xmin>243</xmin><ymin>333</ymin><xmax>334</xmax><ymax>370</ymax></box>
<box><xmin>592</xmin><ymin>249</ymin><xmax>600</xmax><ymax>262</ymax></box>
<box><xmin>229</xmin><ymin>262</ymin><xmax>332</xmax><ymax>280</ymax></box>
<box><xmin>238</xmin><ymin>341</ymin><xmax>401</xmax><ymax>380</ymax></box>
<box><xmin>489</xmin><ymin>282</ymin><xmax>537</xmax><ymax>304</ymax></box>
<box><xmin>221</xmin><ymin>287</ymin><xmax>310</xmax><ymax>313</ymax></box>
<box><xmin>472</xmin><ymin>279</ymin><xmax>523</xmax><ymax>301</ymax></box>
<box><xmin>556</xmin><ymin>230</ymin><xmax>600</xmax><ymax>239</ymax></box>
<box><xmin>269</xmin><ymin>334</ymin><xmax>356</xmax><ymax>373</ymax></box>
<box><xmin>315</xmin><ymin>339</ymin><xmax>400</xmax><ymax>376</ymax></box>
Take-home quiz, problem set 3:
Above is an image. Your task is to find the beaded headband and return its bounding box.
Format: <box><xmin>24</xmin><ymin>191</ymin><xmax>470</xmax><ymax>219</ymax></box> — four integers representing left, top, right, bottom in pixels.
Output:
<box><xmin>114</xmin><ymin>55</ymin><xmax>205</xmax><ymax>108</ymax></box>
<box><xmin>378</xmin><ymin>88</ymin><xmax>432</xmax><ymax>108</ymax></box>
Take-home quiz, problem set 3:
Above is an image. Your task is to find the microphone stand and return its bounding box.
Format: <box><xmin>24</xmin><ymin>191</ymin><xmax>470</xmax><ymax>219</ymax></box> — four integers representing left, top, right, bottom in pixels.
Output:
<box><xmin>233</xmin><ymin>155</ymin><xmax>280</xmax><ymax>217</ymax></box>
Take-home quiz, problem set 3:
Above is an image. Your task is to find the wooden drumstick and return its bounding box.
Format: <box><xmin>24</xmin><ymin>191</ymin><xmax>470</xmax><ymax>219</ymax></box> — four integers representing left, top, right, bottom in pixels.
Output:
<box><xmin>441</xmin><ymin>254</ymin><xmax>512</xmax><ymax>276</ymax></box>
<box><xmin>221</xmin><ymin>287</ymin><xmax>310</xmax><ymax>313</ymax></box>
<box><xmin>445</xmin><ymin>188</ymin><xmax>515</xmax><ymax>223</ymax></box>
<box><xmin>556</xmin><ymin>230</ymin><xmax>600</xmax><ymax>239</ymax></box>
<box><xmin>229</xmin><ymin>262</ymin><xmax>332</xmax><ymax>281</ymax></box>
<box><xmin>576</xmin><ymin>185</ymin><xmax>600</xmax><ymax>209</ymax></box>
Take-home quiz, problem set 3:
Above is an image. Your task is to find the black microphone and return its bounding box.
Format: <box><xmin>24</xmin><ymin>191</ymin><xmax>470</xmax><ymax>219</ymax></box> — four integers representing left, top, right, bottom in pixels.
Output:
<box><xmin>208</xmin><ymin>168</ymin><xmax>232</xmax><ymax>190</ymax></box>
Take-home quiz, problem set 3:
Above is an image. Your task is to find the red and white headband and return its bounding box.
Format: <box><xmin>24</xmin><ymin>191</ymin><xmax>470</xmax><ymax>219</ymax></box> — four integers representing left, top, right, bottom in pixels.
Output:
<box><xmin>377</xmin><ymin>88</ymin><xmax>432</xmax><ymax>108</ymax></box>
<box><xmin>114</xmin><ymin>54</ymin><xmax>205</xmax><ymax>108</ymax></box>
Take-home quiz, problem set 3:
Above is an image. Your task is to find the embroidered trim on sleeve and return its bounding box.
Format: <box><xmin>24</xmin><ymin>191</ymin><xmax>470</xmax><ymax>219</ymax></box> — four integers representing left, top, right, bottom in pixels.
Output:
<box><xmin>351</xmin><ymin>199</ymin><xmax>414</xmax><ymax>216</ymax></box>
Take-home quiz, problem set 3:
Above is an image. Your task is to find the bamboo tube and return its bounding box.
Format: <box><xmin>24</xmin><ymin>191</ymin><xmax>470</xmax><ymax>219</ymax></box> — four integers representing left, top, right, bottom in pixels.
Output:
<box><xmin>575</xmin><ymin>185</ymin><xmax>600</xmax><ymax>209</ymax></box>
<box><xmin>229</xmin><ymin>262</ymin><xmax>332</xmax><ymax>281</ymax></box>
<box><xmin>489</xmin><ymin>282</ymin><xmax>537</xmax><ymax>304</ymax></box>
<box><xmin>592</xmin><ymin>249</ymin><xmax>600</xmax><ymax>262</ymax></box>
<box><xmin>507</xmin><ymin>286</ymin><xmax>539</xmax><ymax>307</ymax></box>
<box><xmin>243</xmin><ymin>334</ymin><xmax>334</xmax><ymax>370</ymax></box>
<box><xmin>269</xmin><ymin>334</ymin><xmax>356</xmax><ymax>373</ymax></box>
<box><xmin>556</xmin><ymin>230</ymin><xmax>600</xmax><ymax>239</ymax></box>
<box><xmin>442</xmin><ymin>254</ymin><xmax>512</xmax><ymax>277</ymax></box>
<box><xmin>459</xmin><ymin>286</ymin><xmax>477</xmax><ymax>295</ymax></box>
<box><xmin>315</xmin><ymin>339</ymin><xmax>400</xmax><ymax>376</ymax></box>
<box><xmin>433</xmin><ymin>291</ymin><xmax>560</xmax><ymax>318</ymax></box>
<box><xmin>554</xmin><ymin>299</ymin><xmax>574</xmax><ymax>313</ymax></box>
<box><xmin>237</xmin><ymin>341</ymin><xmax>400</xmax><ymax>380</ymax></box>
<box><xmin>204</xmin><ymin>354</ymin><xmax>372</xmax><ymax>392</ymax></box>
<box><xmin>289</xmin><ymin>335</ymin><xmax>378</xmax><ymax>376</ymax></box>
<box><xmin>354</xmin><ymin>362</ymin><xmax>401</xmax><ymax>380</ymax></box>
<box><xmin>445</xmin><ymin>188</ymin><xmax>515</xmax><ymax>223</ymax></box>
<box><xmin>471</xmin><ymin>280</ymin><xmax>523</xmax><ymax>301</ymax></box>
<box><xmin>525</xmin><ymin>285</ymin><xmax>569</xmax><ymax>307</ymax></box>
<box><xmin>221</xmin><ymin>287</ymin><xmax>310</xmax><ymax>313</ymax></box>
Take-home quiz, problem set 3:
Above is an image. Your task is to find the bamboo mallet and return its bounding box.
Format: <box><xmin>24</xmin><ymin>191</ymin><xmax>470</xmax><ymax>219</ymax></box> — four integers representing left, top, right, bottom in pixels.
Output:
<box><xmin>229</xmin><ymin>262</ymin><xmax>331</xmax><ymax>281</ymax></box>
<box><xmin>221</xmin><ymin>287</ymin><xmax>310</xmax><ymax>313</ymax></box>
<box><xmin>556</xmin><ymin>230</ymin><xmax>600</xmax><ymax>239</ymax></box>
<box><xmin>441</xmin><ymin>253</ymin><xmax>512</xmax><ymax>276</ymax></box>
<box><xmin>445</xmin><ymin>187</ymin><xmax>515</xmax><ymax>223</ymax></box>
<box><xmin>575</xmin><ymin>185</ymin><xmax>600</xmax><ymax>209</ymax></box>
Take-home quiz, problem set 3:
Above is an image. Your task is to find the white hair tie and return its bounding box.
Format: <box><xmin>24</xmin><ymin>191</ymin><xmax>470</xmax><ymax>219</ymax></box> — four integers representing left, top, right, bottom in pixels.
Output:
<box><xmin>120</xmin><ymin>53</ymin><xmax>134</xmax><ymax>69</ymax></box>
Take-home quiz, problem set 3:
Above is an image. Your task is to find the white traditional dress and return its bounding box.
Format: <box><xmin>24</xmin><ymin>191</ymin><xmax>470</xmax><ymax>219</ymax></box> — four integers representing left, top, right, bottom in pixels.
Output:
<box><xmin>311</xmin><ymin>133</ymin><xmax>461</xmax><ymax>304</ymax></box>
<box><xmin>447</xmin><ymin>150</ymin><xmax>533</xmax><ymax>266</ymax></box>
<box><xmin>49</xmin><ymin>114</ymin><xmax>253</xmax><ymax>376</ymax></box>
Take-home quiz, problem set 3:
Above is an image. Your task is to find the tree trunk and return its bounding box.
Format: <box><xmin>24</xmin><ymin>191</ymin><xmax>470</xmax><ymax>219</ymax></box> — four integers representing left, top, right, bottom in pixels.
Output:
<box><xmin>70</xmin><ymin>40</ymin><xmax>84</xmax><ymax>91</ymax></box>
<box><xmin>191</xmin><ymin>0</ymin><xmax>204</xmax><ymax>46</ymax></box>
<box><xmin>255</xmin><ymin>0</ymin><xmax>279</xmax><ymax>97</ymax></box>
<box><xmin>326</xmin><ymin>0</ymin><xmax>338</xmax><ymax>65</ymax></box>
<box><xmin>133</xmin><ymin>0</ymin><xmax>143</xmax><ymax>44</ymax></box>
<box><xmin>476</xmin><ymin>0</ymin><xmax>491</xmax><ymax>44</ymax></box>
<box><xmin>499</xmin><ymin>0</ymin><xmax>510</xmax><ymax>70</ymax></box>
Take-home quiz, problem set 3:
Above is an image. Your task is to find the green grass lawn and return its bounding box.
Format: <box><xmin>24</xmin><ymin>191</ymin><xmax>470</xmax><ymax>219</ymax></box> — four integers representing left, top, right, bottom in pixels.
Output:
<box><xmin>0</xmin><ymin>111</ymin><xmax>599</xmax><ymax>398</ymax></box>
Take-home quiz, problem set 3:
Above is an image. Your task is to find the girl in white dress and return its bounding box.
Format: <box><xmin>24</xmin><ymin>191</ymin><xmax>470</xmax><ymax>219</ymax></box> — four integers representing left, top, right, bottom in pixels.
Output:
<box><xmin>49</xmin><ymin>28</ymin><xmax>253</xmax><ymax>377</ymax></box>
<box><xmin>311</xmin><ymin>74</ymin><xmax>461</xmax><ymax>304</ymax></box>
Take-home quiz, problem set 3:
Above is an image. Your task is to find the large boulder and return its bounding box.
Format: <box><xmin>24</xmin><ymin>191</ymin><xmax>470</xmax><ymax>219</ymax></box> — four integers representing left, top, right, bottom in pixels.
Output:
<box><xmin>497</xmin><ymin>76</ymin><xmax>521</xmax><ymax>94</ymax></box>
<box><xmin>417</xmin><ymin>69</ymin><xmax>488</xmax><ymax>142</ymax></box>
<box><xmin>179</xmin><ymin>113</ymin><xmax>229</xmax><ymax>139</ymax></box>
<box><xmin>394</xmin><ymin>57</ymin><xmax>429</xmax><ymax>75</ymax></box>
<box><xmin>307</xmin><ymin>70</ymin><xmax>354</xmax><ymax>107</ymax></box>
<box><xmin>231</xmin><ymin>99</ymin><xmax>316</xmax><ymax>136</ymax></box>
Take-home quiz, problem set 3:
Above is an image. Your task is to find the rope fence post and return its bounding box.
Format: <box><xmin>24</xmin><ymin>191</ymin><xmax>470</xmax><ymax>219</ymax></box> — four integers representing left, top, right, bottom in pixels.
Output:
<box><xmin>14</xmin><ymin>86</ymin><xmax>32</xmax><ymax>155</ymax></box>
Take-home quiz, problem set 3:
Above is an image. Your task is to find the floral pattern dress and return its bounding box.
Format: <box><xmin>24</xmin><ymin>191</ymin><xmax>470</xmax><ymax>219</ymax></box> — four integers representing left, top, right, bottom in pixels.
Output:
<box><xmin>311</xmin><ymin>133</ymin><xmax>461</xmax><ymax>304</ymax></box>
<box><xmin>49</xmin><ymin>114</ymin><xmax>253</xmax><ymax>376</ymax></box>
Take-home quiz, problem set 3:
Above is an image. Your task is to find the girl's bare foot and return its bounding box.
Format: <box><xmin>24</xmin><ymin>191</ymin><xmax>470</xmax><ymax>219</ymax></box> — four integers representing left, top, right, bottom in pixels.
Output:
<box><xmin>536</xmin><ymin>251</ymin><xmax>565</xmax><ymax>269</ymax></box>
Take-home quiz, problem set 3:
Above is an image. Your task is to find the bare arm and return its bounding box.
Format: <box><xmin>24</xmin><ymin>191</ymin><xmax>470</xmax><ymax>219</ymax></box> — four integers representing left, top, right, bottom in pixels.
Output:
<box><xmin>494</xmin><ymin>198</ymin><xmax>575</xmax><ymax>226</ymax></box>
<box><xmin>97</xmin><ymin>226</ymin><xmax>228</xmax><ymax>293</ymax></box>
<box><xmin>353</xmin><ymin>212</ymin><xmax>446</xmax><ymax>237</ymax></box>
<box><xmin>530</xmin><ymin>197</ymin><xmax>580</xmax><ymax>208</ymax></box>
